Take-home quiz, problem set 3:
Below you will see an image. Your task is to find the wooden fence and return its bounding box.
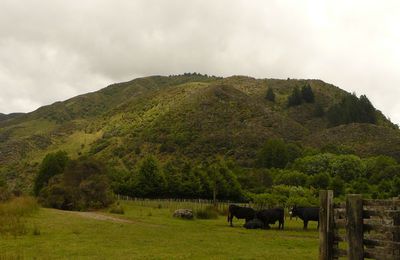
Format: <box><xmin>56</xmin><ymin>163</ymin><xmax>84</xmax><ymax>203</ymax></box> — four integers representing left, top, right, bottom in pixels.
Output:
<box><xmin>319</xmin><ymin>190</ymin><xmax>400</xmax><ymax>260</ymax></box>
<box><xmin>115</xmin><ymin>194</ymin><xmax>252</xmax><ymax>212</ymax></box>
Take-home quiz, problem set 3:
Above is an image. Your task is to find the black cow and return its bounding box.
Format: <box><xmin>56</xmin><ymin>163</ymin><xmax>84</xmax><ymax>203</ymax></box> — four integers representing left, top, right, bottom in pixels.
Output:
<box><xmin>290</xmin><ymin>206</ymin><xmax>319</xmax><ymax>229</ymax></box>
<box><xmin>243</xmin><ymin>218</ymin><xmax>265</xmax><ymax>229</ymax></box>
<box><xmin>227</xmin><ymin>204</ymin><xmax>255</xmax><ymax>227</ymax></box>
<box><xmin>256</xmin><ymin>208</ymin><xmax>284</xmax><ymax>230</ymax></box>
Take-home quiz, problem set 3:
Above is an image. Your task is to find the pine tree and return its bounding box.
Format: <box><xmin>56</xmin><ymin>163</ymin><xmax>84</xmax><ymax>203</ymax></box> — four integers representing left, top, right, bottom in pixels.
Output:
<box><xmin>327</xmin><ymin>93</ymin><xmax>377</xmax><ymax>126</ymax></box>
<box><xmin>359</xmin><ymin>95</ymin><xmax>377</xmax><ymax>124</ymax></box>
<box><xmin>287</xmin><ymin>86</ymin><xmax>302</xmax><ymax>107</ymax></box>
<box><xmin>301</xmin><ymin>83</ymin><xmax>315</xmax><ymax>103</ymax></box>
<box><xmin>265</xmin><ymin>87</ymin><xmax>275</xmax><ymax>102</ymax></box>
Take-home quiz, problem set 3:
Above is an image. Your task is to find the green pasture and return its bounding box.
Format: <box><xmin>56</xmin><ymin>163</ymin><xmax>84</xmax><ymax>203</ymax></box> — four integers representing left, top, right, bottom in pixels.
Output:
<box><xmin>0</xmin><ymin>200</ymin><xmax>319</xmax><ymax>259</ymax></box>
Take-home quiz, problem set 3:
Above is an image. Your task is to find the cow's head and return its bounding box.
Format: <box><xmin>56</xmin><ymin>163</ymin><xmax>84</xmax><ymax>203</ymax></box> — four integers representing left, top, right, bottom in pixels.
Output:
<box><xmin>289</xmin><ymin>205</ymin><xmax>298</xmax><ymax>218</ymax></box>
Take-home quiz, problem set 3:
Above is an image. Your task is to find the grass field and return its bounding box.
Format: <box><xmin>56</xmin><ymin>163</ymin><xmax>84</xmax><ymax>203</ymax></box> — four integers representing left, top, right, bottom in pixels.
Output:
<box><xmin>0</xmin><ymin>200</ymin><xmax>319</xmax><ymax>259</ymax></box>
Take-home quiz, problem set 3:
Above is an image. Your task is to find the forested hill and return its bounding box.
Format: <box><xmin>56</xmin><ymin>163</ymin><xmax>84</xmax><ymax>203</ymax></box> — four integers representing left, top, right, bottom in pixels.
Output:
<box><xmin>1</xmin><ymin>73</ymin><xmax>399</xmax><ymax>191</ymax></box>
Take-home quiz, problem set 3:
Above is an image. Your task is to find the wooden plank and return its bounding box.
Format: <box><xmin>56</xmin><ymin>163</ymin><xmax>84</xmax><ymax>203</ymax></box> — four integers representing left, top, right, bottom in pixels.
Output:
<box><xmin>364</xmin><ymin>247</ymin><xmax>400</xmax><ymax>259</ymax></box>
<box><xmin>363</xmin><ymin>199</ymin><xmax>400</xmax><ymax>207</ymax></box>
<box><xmin>364</xmin><ymin>224</ymin><xmax>400</xmax><ymax>233</ymax></box>
<box><xmin>319</xmin><ymin>190</ymin><xmax>334</xmax><ymax>260</ymax></box>
<box><xmin>364</xmin><ymin>239</ymin><xmax>400</xmax><ymax>249</ymax></box>
<box><xmin>363</xmin><ymin>209</ymin><xmax>400</xmax><ymax>219</ymax></box>
<box><xmin>346</xmin><ymin>194</ymin><xmax>364</xmax><ymax>260</ymax></box>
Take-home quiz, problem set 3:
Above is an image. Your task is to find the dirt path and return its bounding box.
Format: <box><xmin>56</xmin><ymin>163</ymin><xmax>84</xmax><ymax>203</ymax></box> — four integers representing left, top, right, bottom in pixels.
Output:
<box><xmin>64</xmin><ymin>210</ymin><xmax>134</xmax><ymax>224</ymax></box>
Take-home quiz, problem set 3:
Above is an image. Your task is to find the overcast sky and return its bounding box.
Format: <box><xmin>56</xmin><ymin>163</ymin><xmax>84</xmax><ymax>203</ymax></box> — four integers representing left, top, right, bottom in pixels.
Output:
<box><xmin>0</xmin><ymin>0</ymin><xmax>399</xmax><ymax>123</ymax></box>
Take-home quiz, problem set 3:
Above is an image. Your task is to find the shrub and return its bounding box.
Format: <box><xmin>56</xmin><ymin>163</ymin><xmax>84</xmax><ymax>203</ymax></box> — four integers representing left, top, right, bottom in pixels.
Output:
<box><xmin>109</xmin><ymin>203</ymin><xmax>124</xmax><ymax>215</ymax></box>
<box><xmin>195</xmin><ymin>206</ymin><xmax>219</xmax><ymax>219</ymax></box>
<box><xmin>0</xmin><ymin>197</ymin><xmax>39</xmax><ymax>237</ymax></box>
<box><xmin>38</xmin><ymin>158</ymin><xmax>114</xmax><ymax>211</ymax></box>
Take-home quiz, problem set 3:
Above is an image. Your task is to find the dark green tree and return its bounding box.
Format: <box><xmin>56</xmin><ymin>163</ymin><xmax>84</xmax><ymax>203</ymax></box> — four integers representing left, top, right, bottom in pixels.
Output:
<box><xmin>34</xmin><ymin>151</ymin><xmax>69</xmax><ymax>196</ymax></box>
<box><xmin>287</xmin><ymin>86</ymin><xmax>302</xmax><ymax>107</ymax></box>
<box><xmin>257</xmin><ymin>139</ymin><xmax>289</xmax><ymax>169</ymax></box>
<box><xmin>359</xmin><ymin>95</ymin><xmax>377</xmax><ymax>124</ymax></box>
<box><xmin>163</xmin><ymin>161</ymin><xmax>183</xmax><ymax>197</ymax></box>
<box><xmin>327</xmin><ymin>93</ymin><xmax>377</xmax><ymax>126</ymax></box>
<box><xmin>301</xmin><ymin>84</ymin><xmax>315</xmax><ymax>103</ymax></box>
<box><xmin>265</xmin><ymin>87</ymin><xmax>275</xmax><ymax>102</ymax></box>
<box><xmin>136</xmin><ymin>156</ymin><xmax>166</xmax><ymax>198</ymax></box>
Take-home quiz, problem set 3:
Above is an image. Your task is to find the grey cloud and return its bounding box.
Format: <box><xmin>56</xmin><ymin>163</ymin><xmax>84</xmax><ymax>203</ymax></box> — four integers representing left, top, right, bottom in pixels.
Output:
<box><xmin>0</xmin><ymin>0</ymin><xmax>399</xmax><ymax>123</ymax></box>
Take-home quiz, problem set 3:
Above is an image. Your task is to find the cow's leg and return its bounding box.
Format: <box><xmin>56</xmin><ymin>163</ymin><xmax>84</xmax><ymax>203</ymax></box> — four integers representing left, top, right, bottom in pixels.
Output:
<box><xmin>228</xmin><ymin>214</ymin><xmax>233</xmax><ymax>227</ymax></box>
<box><xmin>303</xmin><ymin>220</ymin><xmax>308</xmax><ymax>230</ymax></box>
<box><xmin>280</xmin><ymin>220</ymin><xmax>284</xmax><ymax>230</ymax></box>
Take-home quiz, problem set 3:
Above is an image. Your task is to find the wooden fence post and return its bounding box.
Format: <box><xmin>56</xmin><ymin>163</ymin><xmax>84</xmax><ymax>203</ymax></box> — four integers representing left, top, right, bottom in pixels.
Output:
<box><xmin>346</xmin><ymin>194</ymin><xmax>364</xmax><ymax>260</ymax></box>
<box><xmin>392</xmin><ymin>198</ymin><xmax>400</xmax><ymax>257</ymax></box>
<box><xmin>319</xmin><ymin>190</ymin><xmax>334</xmax><ymax>260</ymax></box>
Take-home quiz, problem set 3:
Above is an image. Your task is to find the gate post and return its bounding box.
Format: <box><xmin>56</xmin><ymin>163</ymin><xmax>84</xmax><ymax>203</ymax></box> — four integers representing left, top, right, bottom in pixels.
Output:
<box><xmin>346</xmin><ymin>194</ymin><xmax>363</xmax><ymax>260</ymax></box>
<box><xmin>319</xmin><ymin>190</ymin><xmax>334</xmax><ymax>260</ymax></box>
<box><xmin>392</xmin><ymin>198</ymin><xmax>400</xmax><ymax>257</ymax></box>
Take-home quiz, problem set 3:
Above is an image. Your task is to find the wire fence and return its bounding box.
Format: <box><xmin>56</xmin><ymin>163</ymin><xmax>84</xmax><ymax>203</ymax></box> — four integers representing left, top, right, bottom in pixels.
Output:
<box><xmin>115</xmin><ymin>194</ymin><xmax>252</xmax><ymax>213</ymax></box>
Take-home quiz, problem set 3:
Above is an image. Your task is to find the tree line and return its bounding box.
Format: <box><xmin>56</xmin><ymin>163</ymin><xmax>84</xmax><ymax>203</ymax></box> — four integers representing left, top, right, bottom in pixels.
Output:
<box><xmin>31</xmin><ymin>137</ymin><xmax>400</xmax><ymax>211</ymax></box>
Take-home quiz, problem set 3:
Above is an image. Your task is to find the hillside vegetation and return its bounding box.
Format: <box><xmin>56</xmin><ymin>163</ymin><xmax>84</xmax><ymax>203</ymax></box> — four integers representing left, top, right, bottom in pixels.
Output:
<box><xmin>0</xmin><ymin>73</ymin><xmax>399</xmax><ymax>192</ymax></box>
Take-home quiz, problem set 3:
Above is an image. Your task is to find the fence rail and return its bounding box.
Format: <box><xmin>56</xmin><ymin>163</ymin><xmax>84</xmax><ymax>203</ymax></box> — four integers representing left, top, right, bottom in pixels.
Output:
<box><xmin>319</xmin><ymin>190</ymin><xmax>400</xmax><ymax>260</ymax></box>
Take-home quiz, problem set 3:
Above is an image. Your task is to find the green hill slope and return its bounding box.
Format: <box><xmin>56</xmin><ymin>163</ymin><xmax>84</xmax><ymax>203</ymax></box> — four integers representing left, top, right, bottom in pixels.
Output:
<box><xmin>0</xmin><ymin>74</ymin><xmax>398</xmax><ymax>191</ymax></box>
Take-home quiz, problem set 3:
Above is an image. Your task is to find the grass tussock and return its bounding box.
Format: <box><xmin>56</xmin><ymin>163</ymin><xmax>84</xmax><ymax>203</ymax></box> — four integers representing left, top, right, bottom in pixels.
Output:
<box><xmin>195</xmin><ymin>206</ymin><xmax>219</xmax><ymax>219</ymax></box>
<box><xmin>0</xmin><ymin>197</ymin><xmax>39</xmax><ymax>236</ymax></box>
<box><xmin>109</xmin><ymin>202</ymin><xmax>124</xmax><ymax>215</ymax></box>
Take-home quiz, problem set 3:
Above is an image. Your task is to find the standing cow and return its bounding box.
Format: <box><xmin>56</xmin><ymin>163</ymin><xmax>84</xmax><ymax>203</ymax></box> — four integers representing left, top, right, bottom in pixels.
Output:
<box><xmin>227</xmin><ymin>204</ymin><xmax>255</xmax><ymax>227</ymax></box>
<box><xmin>256</xmin><ymin>208</ymin><xmax>284</xmax><ymax>230</ymax></box>
<box><xmin>290</xmin><ymin>206</ymin><xmax>319</xmax><ymax>229</ymax></box>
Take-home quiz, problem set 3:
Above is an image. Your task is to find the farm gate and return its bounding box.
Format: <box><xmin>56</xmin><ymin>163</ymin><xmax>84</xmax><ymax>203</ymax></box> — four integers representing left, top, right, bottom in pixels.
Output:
<box><xmin>319</xmin><ymin>190</ymin><xmax>400</xmax><ymax>260</ymax></box>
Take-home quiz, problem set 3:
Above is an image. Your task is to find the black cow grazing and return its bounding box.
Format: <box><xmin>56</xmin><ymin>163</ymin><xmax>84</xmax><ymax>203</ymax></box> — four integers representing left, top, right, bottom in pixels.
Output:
<box><xmin>290</xmin><ymin>206</ymin><xmax>319</xmax><ymax>229</ymax></box>
<box><xmin>243</xmin><ymin>218</ymin><xmax>265</xmax><ymax>229</ymax></box>
<box><xmin>227</xmin><ymin>204</ymin><xmax>255</xmax><ymax>227</ymax></box>
<box><xmin>256</xmin><ymin>208</ymin><xmax>284</xmax><ymax>230</ymax></box>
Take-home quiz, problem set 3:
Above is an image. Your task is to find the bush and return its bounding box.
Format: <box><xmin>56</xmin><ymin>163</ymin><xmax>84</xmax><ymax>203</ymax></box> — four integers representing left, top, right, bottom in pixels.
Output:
<box><xmin>109</xmin><ymin>203</ymin><xmax>124</xmax><ymax>214</ymax></box>
<box><xmin>38</xmin><ymin>158</ymin><xmax>114</xmax><ymax>211</ymax></box>
<box><xmin>195</xmin><ymin>206</ymin><xmax>219</xmax><ymax>219</ymax></box>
